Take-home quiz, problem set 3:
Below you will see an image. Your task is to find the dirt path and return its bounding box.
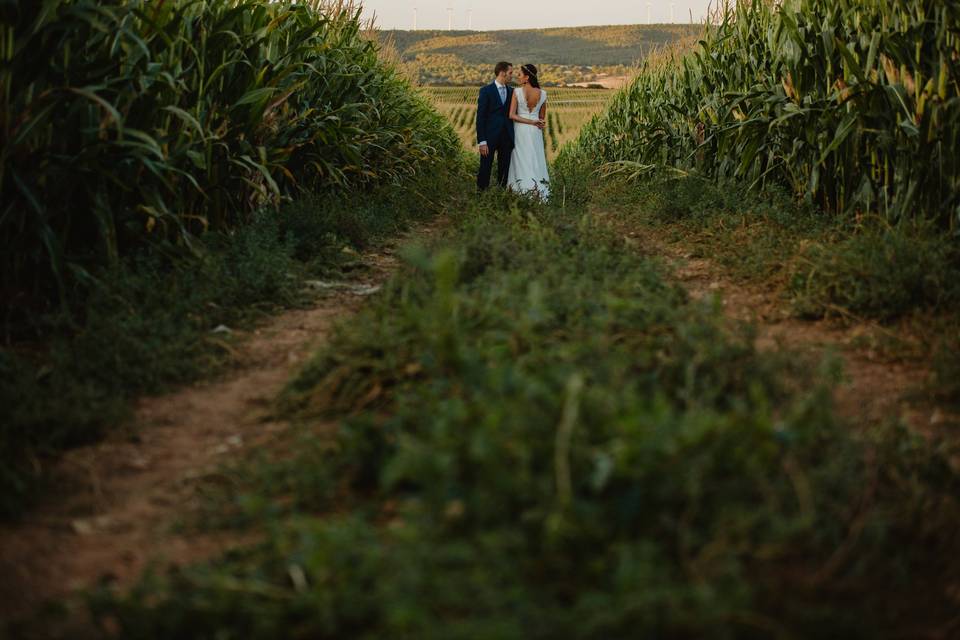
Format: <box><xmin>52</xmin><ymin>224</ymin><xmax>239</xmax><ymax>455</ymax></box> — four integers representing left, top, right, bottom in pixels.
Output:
<box><xmin>613</xmin><ymin>214</ymin><xmax>954</xmax><ymax>434</ymax></box>
<box><xmin>0</xmin><ymin>225</ymin><xmax>432</xmax><ymax>627</ymax></box>
<box><xmin>1</xmin><ymin>208</ymin><xmax>953</xmax><ymax>633</ymax></box>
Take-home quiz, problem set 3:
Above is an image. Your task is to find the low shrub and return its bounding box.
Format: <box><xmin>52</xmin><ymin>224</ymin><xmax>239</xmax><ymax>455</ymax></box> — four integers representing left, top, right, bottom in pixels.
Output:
<box><xmin>89</xmin><ymin>194</ymin><xmax>960</xmax><ymax>638</ymax></box>
<box><xmin>0</xmin><ymin>170</ymin><xmax>464</xmax><ymax>518</ymax></box>
<box><xmin>791</xmin><ymin>219</ymin><xmax>960</xmax><ymax>321</ymax></box>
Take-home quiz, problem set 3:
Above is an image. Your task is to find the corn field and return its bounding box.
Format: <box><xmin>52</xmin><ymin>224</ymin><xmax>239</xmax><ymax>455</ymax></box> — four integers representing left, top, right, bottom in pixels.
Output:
<box><xmin>0</xmin><ymin>0</ymin><xmax>459</xmax><ymax>313</ymax></box>
<box><xmin>427</xmin><ymin>86</ymin><xmax>611</xmax><ymax>161</ymax></box>
<box><xmin>568</xmin><ymin>0</ymin><xmax>960</xmax><ymax>227</ymax></box>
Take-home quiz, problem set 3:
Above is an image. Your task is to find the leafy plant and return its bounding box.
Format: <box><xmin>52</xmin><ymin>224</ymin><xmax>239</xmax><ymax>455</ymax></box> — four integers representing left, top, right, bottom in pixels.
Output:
<box><xmin>565</xmin><ymin>0</ymin><xmax>960</xmax><ymax>227</ymax></box>
<box><xmin>0</xmin><ymin>167</ymin><xmax>464</xmax><ymax>518</ymax></box>
<box><xmin>792</xmin><ymin>217</ymin><xmax>960</xmax><ymax>320</ymax></box>
<box><xmin>0</xmin><ymin>0</ymin><xmax>460</xmax><ymax>324</ymax></box>
<box><xmin>89</xmin><ymin>194</ymin><xmax>960</xmax><ymax>639</ymax></box>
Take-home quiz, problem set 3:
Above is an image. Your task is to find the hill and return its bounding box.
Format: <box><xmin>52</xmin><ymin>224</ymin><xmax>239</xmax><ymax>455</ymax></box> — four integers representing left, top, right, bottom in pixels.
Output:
<box><xmin>380</xmin><ymin>24</ymin><xmax>700</xmax><ymax>86</ymax></box>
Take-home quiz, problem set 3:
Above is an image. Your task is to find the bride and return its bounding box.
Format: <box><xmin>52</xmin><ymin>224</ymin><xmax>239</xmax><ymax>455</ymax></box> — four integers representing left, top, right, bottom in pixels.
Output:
<box><xmin>507</xmin><ymin>64</ymin><xmax>550</xmax><ymax>198</ymax></box>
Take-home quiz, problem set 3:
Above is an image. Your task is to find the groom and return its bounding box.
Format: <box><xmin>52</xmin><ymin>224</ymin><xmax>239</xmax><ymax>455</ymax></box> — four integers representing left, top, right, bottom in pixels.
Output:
<box><xmin>476</xmin><ymin>61</ymin><xmax>515</xmax><ymax>191</ymax></box>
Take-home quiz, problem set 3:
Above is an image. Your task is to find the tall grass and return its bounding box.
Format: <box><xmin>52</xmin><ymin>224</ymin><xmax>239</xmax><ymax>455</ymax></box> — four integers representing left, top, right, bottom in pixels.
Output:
<box><xmin>0</xmin><ymin>169</ymin><xmax>466</xmax><ymax>518</ymax></box>
<box><xmin>86</xmin><ymin>194</ymin><xmax>960</xmax><ymax>638</ymax></box>
<box><xmin>0</xmin><ymin>0</ymin><xmax>463</xmax><ymax>515</ymax></box>
<box><xmin>565</xmin><ymin>0</ymin><xmax>960</xmax><ymax>227</ymax></box>
<box><xmin>0</xmin><ymin>0</ymin><xmax>459</xmax><ymax>325</ymax></box>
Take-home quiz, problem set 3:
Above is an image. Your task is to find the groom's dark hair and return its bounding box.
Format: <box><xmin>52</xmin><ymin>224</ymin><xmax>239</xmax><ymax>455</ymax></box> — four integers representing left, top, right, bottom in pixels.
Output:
<box><xmin>494</xmin><ymin>61</ymin><xmax>512</xmax><ymax>76</ymax></box>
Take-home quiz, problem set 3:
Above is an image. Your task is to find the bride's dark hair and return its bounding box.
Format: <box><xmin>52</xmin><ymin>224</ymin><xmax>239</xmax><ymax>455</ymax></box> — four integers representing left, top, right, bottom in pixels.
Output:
<box><xmin>521</xmin><ymin>64</ymin><xmax>540</xmax><ymax>89</ymax></box>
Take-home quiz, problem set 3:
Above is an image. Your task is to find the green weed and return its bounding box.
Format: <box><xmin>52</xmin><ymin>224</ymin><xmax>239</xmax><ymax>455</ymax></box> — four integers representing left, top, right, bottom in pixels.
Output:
<box><xmin>931</xmin><ymin>332</ymin><xmax>960</xmax><ymax>405</ymax></box>
<box><xmin>791</xmin><ymin>219</ymin><xmax>960</xmax><ymax>321</ymax></box>
<box><xmin>1</xmin><ymin>0</ymin><xmax>460</xmax><ymax>321</ymax></box>
<box><xmin>567</xmin><ymin>0</ymin><xmax>960</xmax><ymax>226</ymax></box>
<box><xmin>0</xmin><ymin>171</ymin><xmax>462</xmax><ymax>519</ymax></box>
<box><xmin>89</xmin><ymin>194</ymin><xmax>960</xmax><ymax>638</ymax></box>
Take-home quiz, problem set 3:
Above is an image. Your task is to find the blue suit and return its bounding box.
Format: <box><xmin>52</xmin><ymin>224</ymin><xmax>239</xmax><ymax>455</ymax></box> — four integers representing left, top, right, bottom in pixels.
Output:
<box><xmin>476</xmin><ymin>82</ymin><xmax>515</xmax><ymax>190</ymax></box>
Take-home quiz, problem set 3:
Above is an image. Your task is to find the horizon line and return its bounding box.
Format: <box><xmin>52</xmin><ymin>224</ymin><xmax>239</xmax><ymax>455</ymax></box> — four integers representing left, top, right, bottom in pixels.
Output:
<box><xmin>377</xmin><ymin>22</ymin><xmax>703</xmax><ymax>32</ymax></box>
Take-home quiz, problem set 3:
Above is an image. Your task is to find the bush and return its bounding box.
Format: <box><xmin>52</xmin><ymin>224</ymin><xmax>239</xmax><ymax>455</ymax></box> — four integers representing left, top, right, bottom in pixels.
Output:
<box><xmin>89</xmin><ymin>194</ymin><xmax>960</xmax><ymax>638</ymax></box>
<box><xmin>931</xmin><ymin>333</ymin><xmax>960</xmax><ymax>405</ymax></box>
<box><xmin>791</xmin><ymin>219</ymin><xmax>960</xmax><ymax>321</ymax></box>
<box><xmin>0</xmin><ymin>0</ymin><xmax>464</xmax><ymax>517</ymax></box>
<box><xmin>0</xmin><ymin>169</ymin><xmax>465</xmax><ymax>519</ymax></box>
<box><xmin>1</xmin><ymin>0</ymin><xmax>460</xmax><ymax>321</ymax></box>
<box><xmin>570</xmin><ymin>0</ymin><xmax>960</xmax><ymax>226</ymax></box>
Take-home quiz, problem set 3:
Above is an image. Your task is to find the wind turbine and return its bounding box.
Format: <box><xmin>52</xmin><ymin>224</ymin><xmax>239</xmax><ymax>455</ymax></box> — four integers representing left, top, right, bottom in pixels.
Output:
<box><xmin>468</xmin><ymin>8</ymin><xmax>473</xmax><ymax>30</ymax></box>
<box><xmin>670</xmin><ymin>3</ymin><xmax>676</xmax><ymax>22</ymax></box>
<box><xmin>646</xmin><ymin>3</ymin><xmax>652</xmax><ymax>24</ymax></box>
<box><xmin>413</xmin><ymin>6</ymin><xmax>418</xmax><ymax>30</ymax></box>
<box><xmin>447</xmin><ymin>5</ymin><xmax>453</xmax><ymax>31</ymax></box>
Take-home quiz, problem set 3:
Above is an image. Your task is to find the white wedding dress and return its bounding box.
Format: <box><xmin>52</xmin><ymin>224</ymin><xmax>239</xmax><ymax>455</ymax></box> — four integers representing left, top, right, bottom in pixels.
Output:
<box><xmin>507</xmin><ymin>89</ymin><xmax>550</xmax><ymax>198</ymax></box>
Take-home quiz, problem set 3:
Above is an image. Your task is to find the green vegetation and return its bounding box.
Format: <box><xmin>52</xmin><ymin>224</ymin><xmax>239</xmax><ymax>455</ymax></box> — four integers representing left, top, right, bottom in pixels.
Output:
<box><xmin>561</xmin><ymin>0</ymin><xmax>960</xmax><ymax>321</ymax></box>
<box><xmin>569</xmin><ymin>0</ymin><xmax>960</xmax><ymax>225</ymax></box>
<box><xmin>4</xmin><ymin>1</ymin><xmax>960</xmax><ymax>635</ymax></box>
<box><xmin>0</xmin><ymin>0</ymin><xmax>460</xmax><ymax>516</ymax></box>
<box><xmin>387</xmin><ymin>25</ymin><xmax>696</xmax><ymax>65</ymax></box>
<box><xmin>791</xmin><ymin>218</ymin><xmax>960</xmax><ymax>321</ymax></box>
<box><xmin>404</xmin><ymin>54</ymin><xmax>632</xmax><ymax>87</ymax></box>
<box><xmin>2</xmin><ymin>0</ymin><xmax>457</xmax><ymax>324</ymax></box>
<box><xmin>0</xmin><ymin>176</ymin><xmax>459</xmax><ymax>518</ymax></box>
<box><xmin>563</xmin><ymin>168</ymin><xmax>960</xmax><ymax>321</ymax></box>
<box><xmin>87</xmin><ymin>192</ymin><xmax>960</xmax><ymax>638</ymax></box>
<box><xmin>382</xmin><ymin>25</ymin><xmax>699</xmax><ymax>85</ymax></box>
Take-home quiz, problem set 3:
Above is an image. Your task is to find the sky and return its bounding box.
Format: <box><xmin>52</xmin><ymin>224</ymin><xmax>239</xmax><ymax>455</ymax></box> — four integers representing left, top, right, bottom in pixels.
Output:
<box><xmin>359</xmin><ymin>0</ymin><xmax>717</xmax><ymax>31</ymax></box>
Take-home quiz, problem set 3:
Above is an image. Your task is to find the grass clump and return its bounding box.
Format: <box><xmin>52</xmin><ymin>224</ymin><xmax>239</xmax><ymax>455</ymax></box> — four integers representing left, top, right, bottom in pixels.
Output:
<box><xmin>0</xmin><ymin>170</ymin><xmax>462</xmax><ymax>519</ymax></box>
<box><xmin>87</xmin><ymin>194</ymin><xmax>960</xmax><ymax>639</ymax></box>
<box><xmin>557</xmin><ymin>163</ymin><xmax>960</xmax><ymax>323</ymax></box>
<box><xmin>570</xmin><ymin>0</ymin><xmax>960</xmax><ymax>226</ymax></box>
<box><xmin>558</xmin><ymin>166</ymin><xmax>831</xmax><ymax>286</ymax></box>
<box><xmin>791</xmin><ymin>219</ymin><xmax>960</xmax><ymax>321</ymax></box>
<box><xmin>931</xmin><ymin>333</ymin><xmax>960</xmax><ymax>406</ymax></box>
<box><xmin>0</xmin><ymin>0</ymin><xmax>466</xmax><ymax>518</ymax></box>
<box><xmin>2</xmin><ymin>0</ymin><xmax>460</xmax><ymax>317</ymax></box>
<box><xmin>554</xmin><ymin>0</ymin><xmax>960</xmax><ymax>325</ymax></box>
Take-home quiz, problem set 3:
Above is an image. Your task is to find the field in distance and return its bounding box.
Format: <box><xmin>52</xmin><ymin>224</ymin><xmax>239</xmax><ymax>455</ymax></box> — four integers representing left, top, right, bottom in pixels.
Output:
<box><xmin>383</xmin><ymin>24</ymin><xmax>699</xmax><ymax>86</ymax></box>
<box><xmin>425</xmin><ymin>86</ymin><xmax>611</xmax><ymax>161</ymax></box>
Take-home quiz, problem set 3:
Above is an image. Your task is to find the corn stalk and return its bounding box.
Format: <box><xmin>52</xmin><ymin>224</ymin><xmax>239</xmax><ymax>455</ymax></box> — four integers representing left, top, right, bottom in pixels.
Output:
<box><xmin>0</xmin><ymin>0</ymin><xmax>459</xmax><ymax>311</ymax></box>
<box><xmin>566</xmin><ymin>0</ymin><xmax>960</xmax><ymax>229</ymax></box>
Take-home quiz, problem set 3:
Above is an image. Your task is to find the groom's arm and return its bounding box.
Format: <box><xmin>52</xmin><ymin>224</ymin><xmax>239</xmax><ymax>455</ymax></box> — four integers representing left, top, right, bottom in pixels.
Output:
<box><xmin>476</xmin><ymin>88</ymin><xmax>489</xmax><ymax>154</ymax></box>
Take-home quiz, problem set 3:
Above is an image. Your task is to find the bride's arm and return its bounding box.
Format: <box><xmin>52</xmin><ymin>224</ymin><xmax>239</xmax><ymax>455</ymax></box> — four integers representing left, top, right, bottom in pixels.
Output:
<box><xmin>509</xmin><ymin>92</ymin><xmax>541</xmax><ymax>126</ymax></box>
